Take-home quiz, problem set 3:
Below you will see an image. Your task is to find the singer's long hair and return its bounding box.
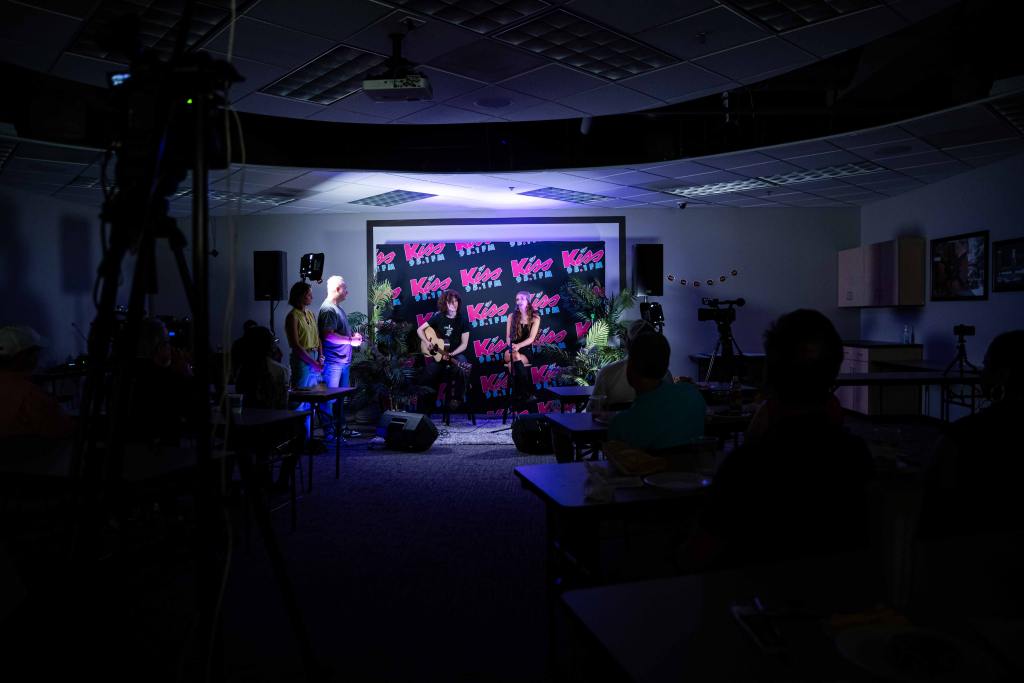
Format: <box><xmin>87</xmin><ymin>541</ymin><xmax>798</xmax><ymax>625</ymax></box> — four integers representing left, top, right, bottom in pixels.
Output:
<box><xmin>510</xmin><ymin>290</ymin><xmax>537</xmax><ymax>329</ymax></box>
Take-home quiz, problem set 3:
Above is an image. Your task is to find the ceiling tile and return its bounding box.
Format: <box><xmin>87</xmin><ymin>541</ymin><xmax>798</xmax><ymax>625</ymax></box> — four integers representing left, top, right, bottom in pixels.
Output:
<box><xmin>379</xmin><ymin>0</ymin><xmax>551</xmax><ymax>35</ymax></box>
<box><xmin>206</xmin><ymin>52</ymin><xmax>288</xmax><ymax>99</ymax></box>
<box><xmin>946</xmin><ymin>139</ymin><xmax>1024</xmax><ymax>160</ymax></box>
<box><xmin>206</xmin><ymin>17</ymin><xmax>336</xmax><ymax>69</ymax></box>
<box><xmin>728</xmin><ymin>159</ymin><xmax>804</xmax><ymax>178</ymax></box>
<box><xmin>344</xmin><ymin>11</ymin><xmax>480</xmax><ymax>64</ymax></box>
<box><xmin>418</xmin><ymin>67</ymin><xmax>488</xmax><ymax>101</ymax></box>
<box><xmin>0</xmin><ymin>1</ymin><xmax>81</xmax><ymax>71</ymax></box>
<box><xmin>619</xmin><ymin>62</ymin><xmax>733</xmax><ymax>101</ymax></box>
<box><xmin>638</xmin><ymin>159</ymin><xmax>718</xmax><ymax>177</ymax></box>
<box><xmin>394</xmin><ymin>104</ymin><xmax>505</xmax><ymax>124</ymax></box>
<box><xmin>232</xmin><ymin>93</ymin><xmax>325</xmax><ymax>118</ymax></box>
<box><xmin>50</xmin><ymin>53</ymin><xmax>124</xmax><ymax>88</ymax></box>
<box><xmin>877</xmin><ymin>150</ymin><xmax>953</xmax><ymax>170</ymax></box>
<box><xmin>902</xmin><ymin>104</ymin><xmax>1020</xmax><ymax>148</ymax></box>
<box><xmin>783</xmin><ymin>6</ymin><xmax>907</xmax><ymax>58</ymax></box>
<box><xmin>831</xmin><ymin>125</ymin><xmax>915</xmax><ymax>150</ymax></box>
<box><xmin>499</xmin><ymin>63</ymin><xmax>607</xmax><ymax>100</ymax></box>
<box><xmin>559</xmin><ymin>84</ymin><xmax>663</xmax><ymax>116</ymax></box>
<box><xmin>697</xmin><ymin>150</ymin><xmax>777</xmax><ymax>170</ymax></box>
<box><xmin>638</xmin><ymin>6</ymin><xmax>768</xmax><ymax>61</ymax></box>
<box><xmin>900</xmin><ymin>159</ymin><xmax>970</xmax><ymax>179</ymax></box>
<box><xmin>693</xmin><ymin>37</ymin><xmax>814</xmax><ymax>83</ymax></box>
<box><xmin>427</xmin><ymin>38</ymin><xmax>548</xmax><ymax>83</ymax></box>
<box><xmin>602</xmin><ymin>170</ymin><xmax>672</xmax><ymax>186</ymax></box>
<box><xmin>886</xmin><ymin>0</ymin><xmax>960</xmax><ymax>23</ymax></box>
<box><xmin>565</xmin><ymin>0</ymin><xmax>715</xmax><ymax>34</ymax></box>
<box><xmin>500</xmin><ymin>101</ymin><xmax>587</xmax><ymax>121</ymax></box>
<box><xmin>856</xmin><ymin>137</ymin><xmax>936</xmax><ymax>160</ymax></box>
<box><xmin>246</xmin><ymin>0</ymin><xmax>392</xmax><ymax>42</ymax></box>
<box><xmin>306</xmin><ymin>107</ymin><xmax>393</xmax><ymax>124</ymax></box>
<box><xmin>786</xmin><ymin>149</ymin><xmax>867</xmax><ymax>170</ymax></box>
<box><xmin>445</xmin><ymin>85</ymin><xmax>545</xmax><ymax>116</ymax></box>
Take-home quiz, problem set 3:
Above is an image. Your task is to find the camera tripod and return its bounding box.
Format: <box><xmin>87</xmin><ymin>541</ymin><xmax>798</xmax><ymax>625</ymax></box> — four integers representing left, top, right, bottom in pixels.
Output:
<box><xmin>73</xmin><ymin>31</ymin><xmax>320</xmax><ymax>680</ymax></box>
<box><xmin>944</xmin><ymin>330</ymin><xmax>979</xmax><ymax>376</ymax></box>
<box><xmin>705</xmin><ymin>320</ymin><xmax>745</xmax><ymax>384</ymax></box>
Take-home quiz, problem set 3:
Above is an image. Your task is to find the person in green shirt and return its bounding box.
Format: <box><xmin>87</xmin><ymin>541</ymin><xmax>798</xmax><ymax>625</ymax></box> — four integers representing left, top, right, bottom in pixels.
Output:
<box><xmin>607</xmin><ymin>332</ymin><xmax>706</xmax><ymax>451</ymax></box>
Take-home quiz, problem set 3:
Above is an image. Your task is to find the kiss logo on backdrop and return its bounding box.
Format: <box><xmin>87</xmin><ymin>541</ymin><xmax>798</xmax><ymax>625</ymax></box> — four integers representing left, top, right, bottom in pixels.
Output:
<box><xmin>404</xmin><ymin>242</ymin><xmax>447</xmax><ymax>266</ymax></box>
<box><xmin>455</xmin><ymin>241</ymin><xmax>497</xmax><ymax>256</ymax></box>
<box><xmin>379</xmin><ymin>240</ymin><xmax>605</xmax><ymax>413</ymax></box>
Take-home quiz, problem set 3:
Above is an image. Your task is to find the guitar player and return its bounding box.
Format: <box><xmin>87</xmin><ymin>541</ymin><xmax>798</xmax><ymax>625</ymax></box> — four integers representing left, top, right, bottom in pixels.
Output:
<box><xmin>416</xmin><ymin>291</ymin><xmax>472</xmax><ymax>410</ymax></box>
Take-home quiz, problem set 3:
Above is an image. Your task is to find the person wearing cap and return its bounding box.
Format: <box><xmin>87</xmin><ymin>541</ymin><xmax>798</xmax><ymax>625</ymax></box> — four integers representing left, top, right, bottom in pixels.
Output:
<box><xmin>589</xmin><ymin>319</ymin><xmax>674</xmax><ymax>411</ymax></box>
<box><xmin>0</xmin><ymin>325</ymin><xmax>75</xmax><ymax>439</ymax></box>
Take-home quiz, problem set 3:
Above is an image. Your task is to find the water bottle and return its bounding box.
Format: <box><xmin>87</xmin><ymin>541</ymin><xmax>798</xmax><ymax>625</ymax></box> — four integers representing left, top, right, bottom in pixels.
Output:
<box><xmin>729</xmin><ymin>375</ymin><xmax>743</xmax><ymax>413</ymax></box>
<box><xmin>902</xmin><ymin>325</ymin><xmax>911</xmax><ymax>345</ymax></box>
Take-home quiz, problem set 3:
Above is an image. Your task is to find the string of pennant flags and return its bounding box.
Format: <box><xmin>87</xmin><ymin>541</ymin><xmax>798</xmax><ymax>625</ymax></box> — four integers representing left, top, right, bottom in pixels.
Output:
<box><xmin>666</xmin><ymin>269</ymin><xmax>740</xmax><ymax>288</ymax></box>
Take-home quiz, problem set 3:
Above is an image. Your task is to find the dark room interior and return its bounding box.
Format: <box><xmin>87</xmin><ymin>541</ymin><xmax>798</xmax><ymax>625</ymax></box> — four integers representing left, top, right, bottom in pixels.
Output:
<box><xmin>2</xmin><ymin>1</ymin><xmax>1023</xmax><ymax>681</ymax></box>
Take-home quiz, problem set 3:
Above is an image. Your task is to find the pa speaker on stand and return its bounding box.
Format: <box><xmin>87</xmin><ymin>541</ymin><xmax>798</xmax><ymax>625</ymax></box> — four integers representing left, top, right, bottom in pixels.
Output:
<box><xmin>634</xmin><ymin>244</ymin><xmax>664</xmax><ymax>297</ymax></box>
<box><xmin>376</xmin><ymin>411</ymin><xmax>438</xmax><ymax>452</ymax></box>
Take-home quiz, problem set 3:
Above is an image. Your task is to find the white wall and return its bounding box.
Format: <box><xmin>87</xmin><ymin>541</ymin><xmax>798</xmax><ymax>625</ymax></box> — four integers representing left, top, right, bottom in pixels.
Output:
<box><xmin>153</xmin><ymin>205</ymin><xmax>860</xmax><ymax>376</ymax></box>
<box><xmin>0</xmin><ymin>187</ymin><xmax>111</xmax><ymax>365</ymax></box>
<box><xmin>860</xmin><ymin>153</ymin><xmax>1024</xmax><ymax>366</ymax></box>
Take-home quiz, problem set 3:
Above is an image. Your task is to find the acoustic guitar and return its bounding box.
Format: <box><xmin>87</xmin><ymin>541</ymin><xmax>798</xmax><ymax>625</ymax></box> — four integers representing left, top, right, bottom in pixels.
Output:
<box><xmin>421</xmin><ymin>326</ymin><xmax>472</xmax><ymax>374</ymax></box>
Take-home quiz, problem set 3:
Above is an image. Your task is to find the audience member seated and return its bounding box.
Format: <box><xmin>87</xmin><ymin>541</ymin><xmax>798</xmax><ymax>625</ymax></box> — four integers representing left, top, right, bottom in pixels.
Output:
<box><xmin>123</xmin><ymin>318</ymin><xmax>197</xmax><ymax>446</ymax></box>
<box><xmin>918</xmin><ymin>329</ymin><xmax>1024</xmax><ymax>540</ymax></box>
<box><xmin>680</xmin><ymin>309</ymin><xmax>874</xmax><ymax>571</ymax></box>
<box><xmin>606</xmin><ymin>332</ymin><xmax>706</xmax><ymax>451</ymax></box>
<box><xmin>589</xmin><ymin>320</ymin><xmax>674</xmax><ymax>411</ymax></box>
<box><xmin>0</xmin><ymin>325</ymin><xmax>74</xmax><ymax>440</ymax></box>
<box><xmin>229</xmin><ymin>319</ymin><xmax>259</xmax><ymax>381</ymax></box>
<box><xmin>235</xmin><ymin>326</ymin><xmax>300</xmax><ymax>491</ymax></box>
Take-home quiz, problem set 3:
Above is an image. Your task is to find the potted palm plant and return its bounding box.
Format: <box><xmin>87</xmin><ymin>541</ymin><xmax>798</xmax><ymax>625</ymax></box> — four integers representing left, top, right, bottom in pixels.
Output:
<box><xmin>348</xmin><ymin>279</ymin><xmax>430</xmax><ymax>423</ymax></box>
<box><xmin>536</xmin><ymin>277</ymin><xmax>637</xmax><ymax>387</ymax></box>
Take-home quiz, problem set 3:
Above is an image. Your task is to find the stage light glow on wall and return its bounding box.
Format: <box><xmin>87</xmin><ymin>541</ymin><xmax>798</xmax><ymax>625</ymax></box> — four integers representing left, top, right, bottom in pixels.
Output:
<box><xmin>377</xmin><ymin>240</ymin><xmax>607</xmax><ymax>414</ymax></box>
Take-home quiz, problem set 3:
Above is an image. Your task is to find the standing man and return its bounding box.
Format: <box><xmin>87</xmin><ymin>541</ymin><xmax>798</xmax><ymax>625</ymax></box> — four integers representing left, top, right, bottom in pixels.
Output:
<box><xmin>318</xmin><ymin>275</ymin><xmax>362</xmax><ymax>438</ymax></box>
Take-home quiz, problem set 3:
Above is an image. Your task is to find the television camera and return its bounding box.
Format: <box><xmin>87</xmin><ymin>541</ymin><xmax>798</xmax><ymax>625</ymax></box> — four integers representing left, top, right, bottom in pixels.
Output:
<box><xmin>697</xmin><ymin>297</ymin><xmax>745</xmax><ymax>324</ymax></box>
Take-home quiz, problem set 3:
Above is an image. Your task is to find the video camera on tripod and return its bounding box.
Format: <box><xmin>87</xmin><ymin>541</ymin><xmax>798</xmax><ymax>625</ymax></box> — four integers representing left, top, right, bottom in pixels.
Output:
<box><xmin>697</xmin><ymin>297</ymin><xmax>746</xmax><ymax>383</ymax></box>
<box><xmin>697</xmin><ymin>297</ymin><xmax>745</xmax><ymax>324</ymax></box>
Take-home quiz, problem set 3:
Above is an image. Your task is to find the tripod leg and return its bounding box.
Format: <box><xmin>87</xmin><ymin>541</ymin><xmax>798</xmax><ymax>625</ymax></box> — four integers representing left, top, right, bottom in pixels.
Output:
<box><xmin>236</xmin><ymin>453</ymin><xmax>321</xmax><ymax>679</ymax></box>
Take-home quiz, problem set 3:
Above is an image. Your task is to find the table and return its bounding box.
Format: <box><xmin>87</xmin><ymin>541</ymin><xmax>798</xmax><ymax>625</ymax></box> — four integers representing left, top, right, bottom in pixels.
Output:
<box><xmin>545</xmin><ymin>412</ymin><xmax>607</xmax><ymax>460</ymax></box>
<box><xmin>539</xmin><ymin>385</ymin><xmax>593</xmax><ymax>412</ymax></box>
<box><xmin>515</xmin><ymin>462</ymin><xmax>711</xmax><ymax>663</ymax></box>
<box><xmin>833</xmin><ymin>371</ymin><xmax>983</xmax><ymax>421</ymax></box>
<box><xmin>289</xmin><ymin>385</ymin><xmax>356</xmax><ymax>489</ymax></box>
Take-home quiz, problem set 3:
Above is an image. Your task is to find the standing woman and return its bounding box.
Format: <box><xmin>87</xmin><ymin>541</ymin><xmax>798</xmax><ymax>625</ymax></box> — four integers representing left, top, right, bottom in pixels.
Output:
<box><xmin>285</xmin><ymin>280</ymin><xmax>323</xmax><ymax>388</ymax></box>
<box><xmin>505</xmin><ymin>290</ymin><xmax>541</xmax><ymax>409</ymax></box>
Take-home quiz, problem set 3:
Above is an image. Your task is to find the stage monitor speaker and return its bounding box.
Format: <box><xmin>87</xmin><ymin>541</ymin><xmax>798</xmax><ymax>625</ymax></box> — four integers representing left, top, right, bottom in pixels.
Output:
<box><xmin>253</xmin><ymin>251</ymin><xmax>287</xmax><ymax>301</ymax></box>
<box><xmin>512</xmin><ymin>414</ymin><xmax>554</xmax><ymax>455</ymax></box>
<box><xmin>634</xmin><ymin>244</ymin><xmax>664</xmax><ymax>297</ymax></box>
<box><xmin>377</xmin><ymin>411</ymin><xmax>438</xmax><ymax>452</ymax></box>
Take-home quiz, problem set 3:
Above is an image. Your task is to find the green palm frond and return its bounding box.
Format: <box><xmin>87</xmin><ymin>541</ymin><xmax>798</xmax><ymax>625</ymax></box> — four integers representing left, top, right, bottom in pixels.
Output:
<box><xmin>583</xmin><ymin>319</ymin><xmax>610</xmax><ymax>349</ymax></box>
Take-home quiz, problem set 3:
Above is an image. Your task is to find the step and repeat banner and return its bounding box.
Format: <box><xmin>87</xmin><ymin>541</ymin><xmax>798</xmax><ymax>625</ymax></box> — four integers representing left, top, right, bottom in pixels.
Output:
<box><xmin>375</xmin><ymin>240</ymin><xmax>606</xmax><ymax>415</ymax></box>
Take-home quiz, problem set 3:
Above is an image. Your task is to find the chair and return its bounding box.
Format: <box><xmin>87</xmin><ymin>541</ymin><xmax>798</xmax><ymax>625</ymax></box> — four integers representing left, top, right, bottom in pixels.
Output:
<box><xmin>439</xmin><ymin>364</ymin><xmax>476</xmax><ymax>427</ymax></box>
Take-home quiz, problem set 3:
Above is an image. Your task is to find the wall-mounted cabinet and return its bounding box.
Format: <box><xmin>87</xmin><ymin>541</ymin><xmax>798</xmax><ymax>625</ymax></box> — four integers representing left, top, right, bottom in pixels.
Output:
<box><xmin>837</xmin><ymin>237</ymin><xmax>924</xmax><ymax>308</ymax></box>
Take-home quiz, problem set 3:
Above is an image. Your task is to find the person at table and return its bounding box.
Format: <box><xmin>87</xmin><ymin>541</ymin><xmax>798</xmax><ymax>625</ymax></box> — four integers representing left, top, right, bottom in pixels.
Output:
<box><xmin>681</xmin><ymin>309</ymin><xmax>873</xmax><ymax>571</ymax></box>
<box><xmin>124</xmin><ymin>317</ymin><xmax>198</xmax><ymax>445</ymax></box>
<box><xmin>318</xmin><ymin>275</ymin><xmax>362</xmax><ymax>438</ymax></box>
<box><xmin>0</xmin><ymin>325</ymin><xmax>74</xmax><ymax>440</ymax></box>
<box><xmin>229</xmin><ymin>319</ymin><xmax>259</xmax><ymax>381</ymax></box>
<box><xmin>236</xmin><ymin>325</ymin><xmax>301</xmax><ymax>492</ymax></box>
<box><xmin>590</xmin><ymin>319</ymin><xmax>675</xmax><ymax>411</ymax></box>
<box><xmin>919</xmin><ymin>329</ymin><xmax>1024</xmax><ymax>540</ymax></box>
<box><xmin>284</xmin><ymin>281</ymin><xmax>322</xmax><ymax>443</ymax></box>
<box><xmin>606</xmin><ymin>332</ymin><xmax>706</xmax><ymax>451</ymax></box>
<box><xmin>505</xmin><ymin>290</ymin><xmax>541</xmax><ymax>411</ymax></box>
<box><xmin>417</xmin><ymin>291</ymin><xmax>471</xmax><ymax>411</ymax></box>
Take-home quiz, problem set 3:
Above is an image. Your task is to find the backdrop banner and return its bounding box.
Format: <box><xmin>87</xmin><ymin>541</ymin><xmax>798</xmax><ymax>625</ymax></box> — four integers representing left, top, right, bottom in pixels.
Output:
<box><xmin>375</xmin><ymin>240</ymin><xmax>606</xmax><ymax>415</ymax></box>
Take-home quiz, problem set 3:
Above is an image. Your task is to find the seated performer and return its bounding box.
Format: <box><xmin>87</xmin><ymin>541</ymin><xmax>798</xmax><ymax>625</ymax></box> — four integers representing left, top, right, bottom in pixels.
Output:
<box><xmin>505</xmin><ymin>290</ymin><xmax>541</xmax><ymax>411</ymax></box>
<box><xmin>416</xmin><ymin>291</ymin><xmax>471</xmax><ymax>411</ymax></box>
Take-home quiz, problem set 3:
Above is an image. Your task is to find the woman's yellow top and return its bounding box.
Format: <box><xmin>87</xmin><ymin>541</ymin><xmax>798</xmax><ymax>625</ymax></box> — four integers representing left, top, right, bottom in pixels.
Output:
<box><xmin>289</xmin><ymin>307</ymin><xmax>319</xmax><ymax>350</ymax></box>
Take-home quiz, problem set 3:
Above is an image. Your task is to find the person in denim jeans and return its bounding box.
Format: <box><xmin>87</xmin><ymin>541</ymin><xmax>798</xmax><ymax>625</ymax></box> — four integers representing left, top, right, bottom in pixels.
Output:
<box><xmin>318</xmin><ymin>275</ymin><xmax>362</xmax><ymax>438</ymax></box>
<box><xmin>284</xmin><ymin>281</ymin><xmax>322</xmax><ymax>440</ymax></box>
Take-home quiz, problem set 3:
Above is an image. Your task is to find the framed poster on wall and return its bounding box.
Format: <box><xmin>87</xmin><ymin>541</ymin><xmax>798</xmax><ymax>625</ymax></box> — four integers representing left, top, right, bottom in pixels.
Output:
<box><xmin>930</xmin><ymin>230</ymin><xmax>989</xmax><ymax>301</ymax></box>
<box><xmin>993</xmin><ymin>237</ymin><xmax>1024</xmax><ymax>292</ymax></box>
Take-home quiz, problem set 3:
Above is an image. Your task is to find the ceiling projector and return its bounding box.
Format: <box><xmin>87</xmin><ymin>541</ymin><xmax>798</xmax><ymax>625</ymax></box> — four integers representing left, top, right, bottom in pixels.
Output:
<box><xmin>363</xmin><ymin>74</ymin><xmax>433</xmax><ymax>102</ymax></box>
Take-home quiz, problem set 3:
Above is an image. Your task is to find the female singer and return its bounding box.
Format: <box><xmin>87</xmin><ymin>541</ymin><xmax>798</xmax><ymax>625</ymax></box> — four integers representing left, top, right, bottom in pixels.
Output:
<box><xmin>505</xmin><ymin>290</ymin><xmax>541</xmax><ymax>409</ymax></box>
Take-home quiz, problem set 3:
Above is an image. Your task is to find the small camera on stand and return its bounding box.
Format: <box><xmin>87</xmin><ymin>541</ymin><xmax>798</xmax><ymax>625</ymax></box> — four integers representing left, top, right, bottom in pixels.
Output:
<box><xmin>300</xmin><ymin>253</ymin><xmax>325</xmax><ymax>282</ymax></box>
<box><xmin>640</xmin><ymin>301</ymin><xmax>664</xmax><ymax>325</ymax></box>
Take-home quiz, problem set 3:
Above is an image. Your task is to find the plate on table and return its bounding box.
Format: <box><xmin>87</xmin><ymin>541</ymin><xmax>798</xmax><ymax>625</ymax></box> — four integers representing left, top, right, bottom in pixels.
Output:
<box><xmin>834</xmin><ymin>625</ymin><xmax>1002</xmax><ymax>682</ymax></box>
<box><xmin>642</xmin><ymin>472</ymin><xmax>711</xmax><ymax>491</ymax></box>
